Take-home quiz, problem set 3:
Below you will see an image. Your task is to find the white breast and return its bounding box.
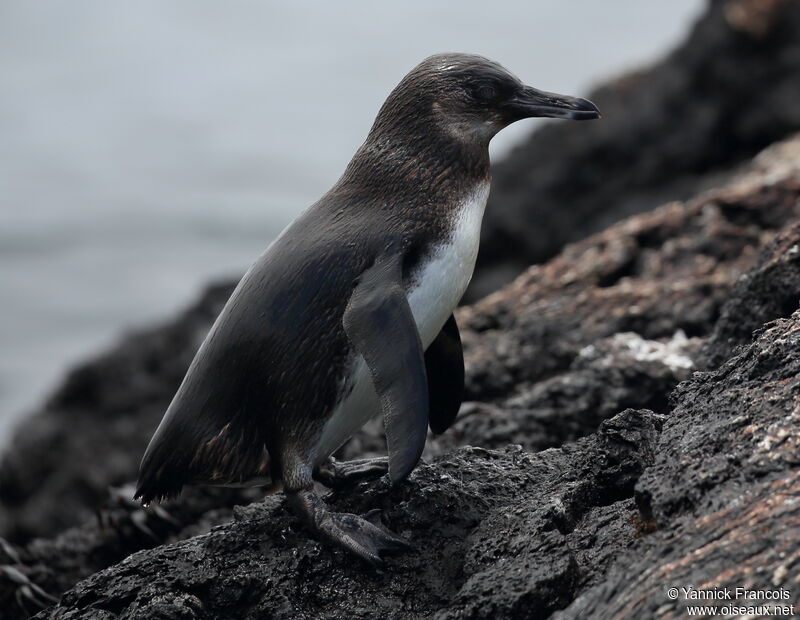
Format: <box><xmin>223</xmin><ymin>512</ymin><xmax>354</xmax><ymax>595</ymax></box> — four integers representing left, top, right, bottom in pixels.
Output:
<box><xmin>407</xmin><ymin>182</ymin><xmax>490</xmax><ymax>348</ymax></box>
<box><xmin>313</xmin><ymin>183</ymin><xmax>491</xmax><ymax>464</ymax></box>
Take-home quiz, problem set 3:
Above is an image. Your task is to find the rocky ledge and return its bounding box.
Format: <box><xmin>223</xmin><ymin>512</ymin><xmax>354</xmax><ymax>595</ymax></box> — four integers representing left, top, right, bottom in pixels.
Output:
<box><xmin>0</xmin><ymin>128</ymin><xmax>796</xmax><ymax>617</ymax></box>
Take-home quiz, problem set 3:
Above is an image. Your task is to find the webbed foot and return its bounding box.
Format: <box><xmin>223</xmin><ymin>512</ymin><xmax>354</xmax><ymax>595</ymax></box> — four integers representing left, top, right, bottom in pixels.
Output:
<box><xmin>314</xmin><ymin>456</ymin><xmax>389</xmax><ymax>488</ymax></box>
<box><xmin>318</xmin><ymin>508</ymin><xmax>411</xmax><ymax>566</ymax></box>
<box><xmin>287</xmin><ymin>488</ymin><xmax>411</xmax><ymax>567</ymax></box>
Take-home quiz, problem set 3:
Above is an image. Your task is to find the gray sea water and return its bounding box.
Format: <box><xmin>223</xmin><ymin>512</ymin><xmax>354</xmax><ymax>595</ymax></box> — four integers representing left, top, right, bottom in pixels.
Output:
<box><xmin>0</xmin><ymin>1</ymin><xmax>703</xmax><ymax>445</ymax></box>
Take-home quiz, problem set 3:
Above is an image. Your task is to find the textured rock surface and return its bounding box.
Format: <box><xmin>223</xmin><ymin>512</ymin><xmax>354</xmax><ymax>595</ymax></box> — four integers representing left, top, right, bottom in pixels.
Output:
<box><xmin>35</xmin><ymin>410</ymin><xmax>664</xmax><ymax>620</ymax></box>
<box><xmin>562</xmin><ymin>310</ymin><xmax>800</xmax><ymax>619</ymax></box>
<box><xmin>470</xmin><ymin>0</ymin><xmax>800</xmax><ymax>299</ymax></box>
<box><xmin>701</xmin><ymin>225</ymin><xmax>800</xmax><ymax>367</ymax></box>
<box><xmin>0</xmin><ymin>485</ymin><xmax>247</xmax><ymax>620</ymax></box>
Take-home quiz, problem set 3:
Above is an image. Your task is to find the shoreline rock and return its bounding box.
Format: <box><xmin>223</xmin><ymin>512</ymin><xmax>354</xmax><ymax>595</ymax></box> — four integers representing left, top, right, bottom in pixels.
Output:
<box><xmin>39</xmin><ymin>410</ymin><xmax>666</xmax><ymax>620</ymax></box>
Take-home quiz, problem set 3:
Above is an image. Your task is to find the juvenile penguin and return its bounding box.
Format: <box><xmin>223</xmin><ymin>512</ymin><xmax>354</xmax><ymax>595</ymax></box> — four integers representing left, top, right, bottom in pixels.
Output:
<box><xmin>136</xmin><ymin>53</ymin><xmax>600</xmax><ymax>565</ymax></box>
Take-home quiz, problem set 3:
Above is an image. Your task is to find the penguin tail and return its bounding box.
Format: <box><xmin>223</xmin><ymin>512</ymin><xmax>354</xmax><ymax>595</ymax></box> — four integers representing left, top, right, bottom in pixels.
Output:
<box><xmin>133</xmin><ymin>479</ymin><xmax>181</xmax><ymax>505</ymax></box>
<box><xmin>134</xmin><ymin>399</ymin><xmax>273</xmax><ymax>505</ymax></box>
<box><xmin>134</xmin><ymin>395</ymin><xmax>209</xmax><ymax>504</ymax></box>
<box><xmin>134</xmin><ymin>434</ymin><xmax>190</xmax><ymax>504</ymax></box>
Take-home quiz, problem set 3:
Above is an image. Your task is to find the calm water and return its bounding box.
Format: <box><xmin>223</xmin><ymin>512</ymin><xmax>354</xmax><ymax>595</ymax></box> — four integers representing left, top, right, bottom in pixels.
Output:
<box><xmin>0</xmin><ymin>1</ymin><xmax>703</xmax><ymax>444</ymax></box>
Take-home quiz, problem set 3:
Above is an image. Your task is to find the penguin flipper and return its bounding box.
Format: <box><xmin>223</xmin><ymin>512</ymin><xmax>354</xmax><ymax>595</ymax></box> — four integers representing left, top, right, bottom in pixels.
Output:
<box><xmin>343</xmin><ymin>256</ymin><xmax>428</xmax><ymax>483</ymax></box>
<box><xmin>425</xmin><ymin>314</ymin><xmax>464</xmax><ymax>434</ymax></box>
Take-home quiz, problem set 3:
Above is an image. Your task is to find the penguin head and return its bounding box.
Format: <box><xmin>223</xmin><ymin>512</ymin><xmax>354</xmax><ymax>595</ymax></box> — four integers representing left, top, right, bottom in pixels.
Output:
<box><xmin>373</xmin><ymin>53</ymin><xmax>600</xmax><ymax>145</ymax></box>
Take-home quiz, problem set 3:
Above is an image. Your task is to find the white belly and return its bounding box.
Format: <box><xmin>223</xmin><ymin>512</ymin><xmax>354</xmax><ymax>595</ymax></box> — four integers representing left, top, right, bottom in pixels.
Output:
<box><xmin>313</xmin><ymin>183</ymin><xmax>490</xmax><ymax>464</ymax></box>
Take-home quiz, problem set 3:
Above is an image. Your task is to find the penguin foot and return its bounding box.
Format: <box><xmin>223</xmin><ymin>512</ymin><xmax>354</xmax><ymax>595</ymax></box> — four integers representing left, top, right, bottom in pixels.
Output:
<box><xmin>318</xmin><ymin>508</ymin><xmax>412</xmax><ymax>566</ymax></box>
<box><xmin>314</xmin><ymin>456</ymin><xmax>389</xmax><ymax>488</ymax></box>
<box><xmin>287</xmin><ymin>488</ymin><xmax>411</xmax><ymax>567</ymax></box>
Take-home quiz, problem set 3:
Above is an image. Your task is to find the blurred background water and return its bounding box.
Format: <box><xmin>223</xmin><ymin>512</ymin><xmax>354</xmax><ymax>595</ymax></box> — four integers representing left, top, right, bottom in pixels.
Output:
<box><xmin>0</xmin><ymin>0</ymin><xmax>702</xmax><ymax>444</ymax></box>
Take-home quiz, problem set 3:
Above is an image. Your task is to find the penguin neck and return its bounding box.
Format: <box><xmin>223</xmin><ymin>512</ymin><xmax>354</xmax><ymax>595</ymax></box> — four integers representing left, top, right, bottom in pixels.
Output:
<box><xmin>338</xmin><ymin>119</ymin><xmax>491</xmax><ymax>205</ymax></box>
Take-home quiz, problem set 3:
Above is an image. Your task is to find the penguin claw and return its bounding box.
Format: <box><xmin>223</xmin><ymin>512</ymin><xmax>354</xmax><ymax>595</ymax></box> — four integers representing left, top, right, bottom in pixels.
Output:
<box><xmin>318</xmin><ymin>510</ymin><xmax>412</xmax><ymax>567</ymax></box>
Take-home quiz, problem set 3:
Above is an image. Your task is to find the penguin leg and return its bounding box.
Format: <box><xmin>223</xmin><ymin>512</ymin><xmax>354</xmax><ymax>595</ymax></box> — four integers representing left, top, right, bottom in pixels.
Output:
<box><xmin>284</xmin><ymin>461</ymin><xmax>410</xmax><ymax>566</ymax></box>
<box><xmin>313</xmin><ymin>456</ymin><xmax>389</xmax><ymax>488</ymax></box>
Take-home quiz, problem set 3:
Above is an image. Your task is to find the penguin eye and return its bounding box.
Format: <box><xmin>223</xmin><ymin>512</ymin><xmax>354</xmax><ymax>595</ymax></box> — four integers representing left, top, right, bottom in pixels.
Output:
<box><xmin>475</xmin><ymin>85</ymin><xmax>497</xmax><ymax>102</ymax></box>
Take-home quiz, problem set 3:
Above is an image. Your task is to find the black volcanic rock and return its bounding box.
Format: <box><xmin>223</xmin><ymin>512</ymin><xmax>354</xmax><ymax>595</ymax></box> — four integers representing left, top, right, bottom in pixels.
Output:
<box><xmin>561</xmin><ymin>313</ymin><xmax>800</xmax><ymax>618</ymax></box>
<box><xmin>698</xmin><ymin>149</ymin><xmax>800</xmax><ymax>371</ymax></box>
<box><xmin>34</xmin><ymin>410</ymin><xmax>664</xmax><ymax>620</ymax></box>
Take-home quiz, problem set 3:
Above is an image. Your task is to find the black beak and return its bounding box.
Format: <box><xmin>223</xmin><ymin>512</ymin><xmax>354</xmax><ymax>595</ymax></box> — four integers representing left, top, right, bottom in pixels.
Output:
<box><xmin>503</xmin><ymin>85</ymin><xmax>601</xmax><ymax>121</ymax></box>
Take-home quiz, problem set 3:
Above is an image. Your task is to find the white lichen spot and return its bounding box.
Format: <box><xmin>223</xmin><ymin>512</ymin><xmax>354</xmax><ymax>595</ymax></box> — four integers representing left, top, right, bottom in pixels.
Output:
<box><xmin>579</xmin><ymin>330</ymin><xmax>698</xmax><ymax>372</ymax></box>
<box><xmin>616</xmin><ymin>330</ymin><xmax>696</xmax><ymax>370</ymax></box>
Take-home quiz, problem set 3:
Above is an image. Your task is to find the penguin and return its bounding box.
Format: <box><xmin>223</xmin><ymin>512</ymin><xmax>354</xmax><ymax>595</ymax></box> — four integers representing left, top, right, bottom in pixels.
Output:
<box><xmin>135</xmin><ymin>53</ymin><xmax>600</xmax><ymax>565</ymax></box>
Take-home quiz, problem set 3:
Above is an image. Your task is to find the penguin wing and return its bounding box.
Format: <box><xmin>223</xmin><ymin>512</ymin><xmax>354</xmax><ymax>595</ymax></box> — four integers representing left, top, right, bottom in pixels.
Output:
<box><xmin>425</xmin><ymin>314</ymin><xmax>464</xmax><ymax>434</ymax></box>
<box><xmin>343</xmin><ymin>254</ymin><xmax>429</xmax><ymax>483</ymax></box>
